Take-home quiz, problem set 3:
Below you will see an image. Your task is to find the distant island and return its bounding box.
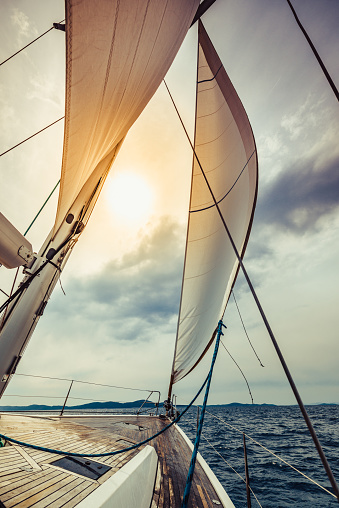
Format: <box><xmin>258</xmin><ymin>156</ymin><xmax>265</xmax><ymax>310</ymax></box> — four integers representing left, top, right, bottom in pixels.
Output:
<box><xmin>0</xmin><ymin>399</ymin><xmax>155</xmax><ymax>412</ymax></box>
<box><xmin>0</xmin><ymin>400</ymin><xmax>337</xmax><ymax>412</ymax></box>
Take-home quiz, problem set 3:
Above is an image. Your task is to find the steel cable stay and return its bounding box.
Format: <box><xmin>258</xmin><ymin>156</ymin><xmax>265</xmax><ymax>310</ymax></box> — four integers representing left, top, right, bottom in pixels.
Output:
<box><xmin>231</xmin><ymin>290</ymin><xmax>264</xmax><ymax>367</ymax></box>
<box><xmin>0</xmin><ymin>179</ymin><xmax>60</xmax><ymax>324</ymax></box>
<box><xmin>0</xmin><ymin>344</ymin><xmax>220</xmax><ymax>458</ymax></box>
<box><xmin>0</xmin><ymin>19</ymin><xmax>65</xmax><ymax>67</ymax></box>
<box><xmin>13</xmin><ymin>372</ymin><xmax>155</xmax><ymax>394</ymax></box>
<box><xmin>285</xmin><ymin>0</ymin><xmax>338</xmax><ymax>102</ymax></box>
<box><xmin>202</xmin><ymin>433</ymin><xmax>264</xmax><ymax>507</ymax></box>
<box><xmin>0</xmin><ymin>117</ymin><xmax>65</xmax><ymax>158</ymax></box>
<box><xmin>220</xmin><ymin>338</ymin><xmax>254</xmax><ymax>404</ymax></box>
<box><xmin>163</xmin><ymin>78</ymin><xmax>339</xmax><ymax>503</ymax></box>
<box><xmin>203</xmin><ymin>409</ymin><xmax>337</xmax><ymax>500</ymax></box>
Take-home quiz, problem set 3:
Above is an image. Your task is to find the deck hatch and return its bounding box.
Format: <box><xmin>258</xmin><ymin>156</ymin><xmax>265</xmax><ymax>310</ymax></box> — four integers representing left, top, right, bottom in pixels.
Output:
<box><xmin>51</xmin><ymin>456</ymin><xmax>111</xmax><ymax>479</ymax></box>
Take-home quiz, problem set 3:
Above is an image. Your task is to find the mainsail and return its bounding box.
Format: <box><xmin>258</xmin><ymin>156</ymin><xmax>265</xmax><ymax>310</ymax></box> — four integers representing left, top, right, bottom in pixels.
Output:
<box><xmin>170</xmin><ymin>22</ymin><xmax>258</xmax><ymax>386</ymax></box>
<box><xmin>53</xmin><ymin>0</ymin><xmax>199</xmax><ymax>236</ymax></box>
<box><xmin>0</xmin><ymin>0</ymin><xmax>199</xmax><ymax>398</ymax></box>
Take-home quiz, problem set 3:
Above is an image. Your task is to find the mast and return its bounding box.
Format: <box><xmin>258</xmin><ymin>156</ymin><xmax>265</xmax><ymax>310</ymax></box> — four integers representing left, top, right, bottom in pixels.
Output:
<box><xmin>0</xmin><ymin>0</ymin><xmax>200</xmax><ymax>400</ymax></box>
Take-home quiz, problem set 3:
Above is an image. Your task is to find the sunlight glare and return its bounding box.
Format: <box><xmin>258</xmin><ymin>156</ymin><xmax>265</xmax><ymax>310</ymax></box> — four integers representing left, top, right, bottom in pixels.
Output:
<box><xmin>106</xmin><ymin>171</ymin><xmax>154</xmax><ymax>225</ymax></box>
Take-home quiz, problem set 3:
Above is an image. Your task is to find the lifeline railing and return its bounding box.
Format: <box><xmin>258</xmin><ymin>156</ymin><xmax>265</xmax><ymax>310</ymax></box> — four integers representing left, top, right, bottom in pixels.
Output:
<box><xmin>196</xmin><ymin>407</ymin><xmax>337</xmax><ymax>507</ymax></box>
<box><xmin>0</xmin><ymin>372</ymin><xmax>161</xmax><ymax>417</ymax></box>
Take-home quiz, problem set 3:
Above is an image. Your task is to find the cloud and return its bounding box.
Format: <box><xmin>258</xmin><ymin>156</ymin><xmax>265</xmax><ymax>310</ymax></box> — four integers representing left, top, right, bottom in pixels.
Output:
<box><xmin>11</xmin><ymin>8</ymin><xmax>38</xmax><ymax>45</ymax></box>
<box><xmin>256</xmin><ymin>153</ymin><xmax>339</xmax><ymax>232</ymax></box>
<box><xmin>48</xmin><ymin>217</ymin><xmax>185</xmax><ymax>342</ymax></box>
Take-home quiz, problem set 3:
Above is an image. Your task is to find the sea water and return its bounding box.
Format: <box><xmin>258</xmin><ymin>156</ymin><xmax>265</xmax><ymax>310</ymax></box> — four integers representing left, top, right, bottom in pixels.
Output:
<box><xmin>9</xmin><ymin>404</ymin><xmax>338</xmax><ymax>506</ymax></box>
<box><xmin>178</xmin><ymin>405</ymin><xmax>339</xmax><ymax>508</ymax></box>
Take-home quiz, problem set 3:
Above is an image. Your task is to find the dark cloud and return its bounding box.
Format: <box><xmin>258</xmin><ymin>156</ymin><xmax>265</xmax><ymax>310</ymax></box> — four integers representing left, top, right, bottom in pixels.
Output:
<box><xmin>256</xmin><ymin>154</ymin><xmax>339</xmax><ymax>233</ymax></box>
<box><xmin>50</xmin><ymin>217</ymin><xmax>185</xmax><ymax>341</ymax></box>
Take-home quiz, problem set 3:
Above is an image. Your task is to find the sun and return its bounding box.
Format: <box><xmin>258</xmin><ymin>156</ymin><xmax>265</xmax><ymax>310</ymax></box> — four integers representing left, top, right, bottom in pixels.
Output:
<box><xmin>106</xmin><ymin>171</ymin><xmax>154</xmax><ymax>225</ymax></box>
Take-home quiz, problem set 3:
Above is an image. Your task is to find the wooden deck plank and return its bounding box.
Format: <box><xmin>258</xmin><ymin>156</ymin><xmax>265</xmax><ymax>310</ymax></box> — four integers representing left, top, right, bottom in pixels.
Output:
<box><xmin>0</xmin><ymin>470</ymin><xmax>37</xmax><ymax>489</ymax></box>
<box><xmin>0</xmin><ymin>414</ymin><xmax>224</xmax><ymax>508</ymax></box>
<box><xmin>57</xmin><ymin>484</ymin><xmax>98</xmax><ymax>508</ymax></box>
<box><xmin>1</xmin><ymin>471</ymin><xmax>66</xmax><ymax>505</ymax></box>
<box><xmin>32</xmin><ymin>478</ymin><xmax>86</xmax><ymax>508</ymax></box>
<box><xmin>0</xmin><ymin>469</ymin><xmax>51</xmax><ymax>496</ymax></box>
<box><xmin>13</xmin><ymin>475</ymin><xmax>88</xmax><ymax>508</ymax></box>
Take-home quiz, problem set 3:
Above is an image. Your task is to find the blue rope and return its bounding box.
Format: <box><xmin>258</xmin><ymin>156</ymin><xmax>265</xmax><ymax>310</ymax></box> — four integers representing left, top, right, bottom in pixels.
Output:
<box><xmin>0</xmin><ymin>362</ymin><xmax>213</xmax><ymax>458</ymax></box>
<box><xmin>181</xmin><ymin>319</ymin><xmax>224</xmax><ymax>508</ymax></box>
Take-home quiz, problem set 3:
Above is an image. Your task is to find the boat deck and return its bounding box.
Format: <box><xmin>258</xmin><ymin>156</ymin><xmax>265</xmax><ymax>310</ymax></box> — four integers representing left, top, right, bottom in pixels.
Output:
<box><xmin>0</xmin><ymin>413</ymin><xmax>225</xmax><ymax>507</ymax></box>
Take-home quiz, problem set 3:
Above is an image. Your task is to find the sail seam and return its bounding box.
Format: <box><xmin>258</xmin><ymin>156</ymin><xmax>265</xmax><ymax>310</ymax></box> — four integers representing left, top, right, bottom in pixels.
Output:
<box><xmin>190</xmin><ymin>149</ymin><xmax>256</xmax><ymax>213</ymax></box>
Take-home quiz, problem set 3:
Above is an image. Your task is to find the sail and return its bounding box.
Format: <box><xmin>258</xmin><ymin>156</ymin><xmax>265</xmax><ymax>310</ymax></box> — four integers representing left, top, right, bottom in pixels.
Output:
<box><xmin>53</xmin><ymin>0</ymin><xmax>199</xmax><ymax>235</ymax></box>
<box><xmin>0</xmin><ymin>0</ymin><xmax>200</xmax><ymax>399</ymax></box>
<box><xmin>171</xmin><ymin>22</ymin><xmax>258</xmax><ymax>385</ymax></box>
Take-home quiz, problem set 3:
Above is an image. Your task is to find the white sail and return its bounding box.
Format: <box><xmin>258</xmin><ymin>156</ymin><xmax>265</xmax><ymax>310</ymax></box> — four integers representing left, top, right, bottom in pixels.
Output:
<box><xmin>171</xmin><ymin>22</ymin><xmax>258</xmax><ymax>385</ymax></box>
<box><xmin>0</xmin><ymin>0</ymin><xmax>199</xmax><ymax>398</ymax></box>
<box><xmin>53</xmin><ymin>0</ymin><xmax>199</xmax><ymax>236</ymax></box>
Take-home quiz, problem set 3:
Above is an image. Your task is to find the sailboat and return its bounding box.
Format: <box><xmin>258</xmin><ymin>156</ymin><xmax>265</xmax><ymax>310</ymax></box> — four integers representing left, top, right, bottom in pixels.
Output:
<box><xmin>0</xmin><ymin>0</ymin><xmax>338</xmax><ymax>506</ymax></box>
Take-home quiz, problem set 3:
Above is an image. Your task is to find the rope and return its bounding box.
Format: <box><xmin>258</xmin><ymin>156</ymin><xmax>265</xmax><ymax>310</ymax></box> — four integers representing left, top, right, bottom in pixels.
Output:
<box><xmin>0</xmin><ymin>20</ymin><xmax>65</xmax><ymax>67</ymax></box>
<box><xmin>163</xmin><ymin>77</ymin><xmax>339</xmax><ymax>502</ymax></box>
<box><xmin>0</xmin><ymin>358</ymin><xmax>213</xmax><ymax>458</ymax></box>
<box><xmin>0</xmin><ymin>262</ymin><xmax>49</xmax><ymax>316</ymax></box>
<box><xmin>0</xmin><ymin>179</ymin><xmax>59</xmax><ymax>319</ymax></box>
<box><xmin>220</xmin><ymin>339</ymin><xmax>254</xmax><ymax>404</ymax></box>
<box><xmin>0</xmin><ymin>229</ymin><xmax>75</xmax><ymax>327</ymax></box>
<box><xmin>204</xmin><ymin>410</ymin><xmax>337</xmax><ymax>500</ymax></box>
<box><xmin>0</xmin><ymin>117</ymin><xmax>64</xmax><ymax>157</ymax></box>
<box><xmin>232</xmin><ymin>290</ymin><xmax>264</xmax><ymax>367</ymax></box>
<box><xmin>201</xmin><ymin>434</ymin><xmax>263</xmax><ymax>508</ymax></box>
<box><xmin>181</xmin><ymin>320</ymin><xmax>224</xmax><ymax>508</ymax></box>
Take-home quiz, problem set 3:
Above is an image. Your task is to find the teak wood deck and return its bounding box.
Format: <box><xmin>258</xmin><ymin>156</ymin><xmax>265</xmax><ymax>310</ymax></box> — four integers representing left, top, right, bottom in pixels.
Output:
<box><xmin>0</xmin><ymin>413</ymin><xmax>224</xmax><ymax>507</ymax></box>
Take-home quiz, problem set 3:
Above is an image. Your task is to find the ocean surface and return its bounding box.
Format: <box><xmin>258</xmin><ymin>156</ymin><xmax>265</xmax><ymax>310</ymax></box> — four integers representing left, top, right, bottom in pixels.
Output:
<box><xmin>6</xmin><ymin>404</ymin><xmax>338</xmax><ymax>507</ymax></box>
<box><xmin>177</xmin><ymin>405</ymin><xmax>339</xmax><ymax>508</ymax></box>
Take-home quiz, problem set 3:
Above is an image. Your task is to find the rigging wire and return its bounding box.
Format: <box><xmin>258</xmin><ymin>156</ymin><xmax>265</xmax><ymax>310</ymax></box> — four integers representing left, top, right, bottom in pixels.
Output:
<box><xmin>0</xmin><ymin>117</ymin><xmax>64</xmax><ymax>158</ymax></box>
<box><xmin>220</xmin><ymin>339</ymin><xmax>254</xmax><ymax>404</ymax></box>
<box><xmin>0</xmin><ymin>180</ymin><xmax>60</xmax><ymax>323</ymax></box>
<box><xmin>285</xmin><ymin>0</ymin><xmax>338</xmax><ymax>102</ymax></box>
<box><xmin>14</xmin><ymin>373</ymin><xmax>154</xmax><ymax>394</ymax></box>
<box><xmin>204</xmin><ymin>410</ymin><xmax>337</xmax><ymax>500</ymax></box>
<box><xmin>0</xmin><ymin>20</ymin><xmax>65</xmax><ymax>67</ymax></box>
<box><xmin>0</xmin><ymin>228</ymin><xmax>75</xmax><ymax>325</ymax></box>
<box><xmin>0</xmin><ymin>353</ymin><xmax>214</xmax><ymax>458</ymax></box>
<box><xmin>182</xmin><ymin>321</ymin><xmax>223</xmax><ymax>507</ymax></box>
<box><xmin>232</xmin><ymin>290</ymin><xmax>264</xmax><ymax>367</ymax></box>
<box><xmin>0</xmin><ymin>267</ymin><xmax>19</xmax><ymax>329</ymax></box>
<box><xmin>24</xmin><ymin>180</ymin><xmax>60</xmax><ymax>236</ymax></box>
<box><xmin>163</xmin><ymin>79</ymin><xmax>339</xmax><ymax>502</ymax></box>
<box><xmin>201</xmin><ymin>434</ymin><xmax>263</xmax><ymax>508</ymax></box>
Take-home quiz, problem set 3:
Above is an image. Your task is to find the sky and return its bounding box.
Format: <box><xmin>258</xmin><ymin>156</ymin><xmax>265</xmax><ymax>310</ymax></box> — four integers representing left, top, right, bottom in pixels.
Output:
<box><xmin>0</xmin><ymin>0</ymin><xmax>338</xmax><ymax>409</ymax></box>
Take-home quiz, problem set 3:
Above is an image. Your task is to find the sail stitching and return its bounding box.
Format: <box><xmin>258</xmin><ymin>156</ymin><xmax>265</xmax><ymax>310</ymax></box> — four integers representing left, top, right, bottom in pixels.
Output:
<box><xmin>195</xmin><ymin>117</ymin><xmax>233</xmax><ymax>147</ymax></box>
<box><xmin>75</xmin><ymin>0</ymin><xmax>121</xmax><ymax>186</ymax></box>
<box><xmin>56</xmin><ymin>3</ymin><xmax>73</xmax><ymax>235</ymax></box>
<box><xmin>109</xmin><ymin>0</ymin><xmax>152</xmax><ymax>133</ymax></box>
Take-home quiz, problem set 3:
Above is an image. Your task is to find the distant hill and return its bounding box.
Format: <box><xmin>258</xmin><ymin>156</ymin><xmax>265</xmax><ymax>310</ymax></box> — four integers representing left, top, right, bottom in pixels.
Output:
<box><xmin>208</xmin><ymin>402</ymin><xmax>277</xmax><ymax>407</ymax></box>
<box><xmin>0</xmin><ymin>400</ymin><xmax>337</xmax><ymax>412</ymax></box>
<box><xmin>0</xmin><ymin>399</ymin><xmax>156</xmax><ymax>412</ymax></box>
